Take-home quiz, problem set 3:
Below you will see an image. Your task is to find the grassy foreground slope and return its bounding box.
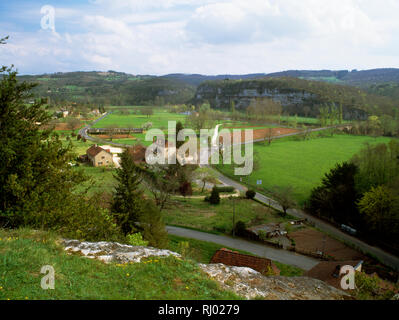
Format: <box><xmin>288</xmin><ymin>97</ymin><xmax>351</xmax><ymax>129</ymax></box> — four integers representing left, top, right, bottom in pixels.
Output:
<box><xmin>0</xmin><ymin>229</ymin><xmax>239</xmax><ymax>300</ymax></box>
<box><xmin>217</xmin><ymin>134</ymin><xmax>393</xmax><ymax>204</ymax></box>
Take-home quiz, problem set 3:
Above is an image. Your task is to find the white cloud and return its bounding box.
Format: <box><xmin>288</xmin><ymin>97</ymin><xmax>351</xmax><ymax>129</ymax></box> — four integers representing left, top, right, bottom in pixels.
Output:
<box><xmin>1</xmin><ymin>0</ymin><xmax>399</xmax><ymax>75</ymax></box>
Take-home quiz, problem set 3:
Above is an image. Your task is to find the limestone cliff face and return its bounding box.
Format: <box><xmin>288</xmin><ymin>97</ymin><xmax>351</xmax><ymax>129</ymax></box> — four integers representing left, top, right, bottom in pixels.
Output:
<box><xmin>195</xmin><ymin>82</ymin><xmax>316</xmax><ymax>111</ymax></box>
<box><xmin>194</xmin><ymin>79</ymin><xmax>369</xmax><ymax>121</ymax></box>
<box><xmin>62</xmin><ymin>239</ymin><xmax>350</xmax><ymax>300</ymax></box>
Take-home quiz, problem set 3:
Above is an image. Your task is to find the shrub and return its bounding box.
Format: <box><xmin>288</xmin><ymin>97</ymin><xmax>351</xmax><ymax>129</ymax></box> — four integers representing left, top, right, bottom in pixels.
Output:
<box><xmin>127</xmin><ymin>232</ymin><xmax>149</xmax><ymax>246</ymax></box>
<box><xmin>258</xmin><ymin>230</ymin><xmax>267</xmax><ymax>240</ymax></box>
<box><xmin>215</xmin><ymin>186</ymin><xmax>235</xmax><ymax>193</ymax></box>
<box><xmin>246</xmin><ymin>190</ymin><xmax>256</xmax><ymax>199</ymax></box>
<box><xmin>209</xmin><ymin>187</ymin><xmax>220</xmax><ymax>205</ymax></box>
<box><xmin>234</xmin><ymin>220</ymin><xmax>247</xmax><ymax>236</ymax></box>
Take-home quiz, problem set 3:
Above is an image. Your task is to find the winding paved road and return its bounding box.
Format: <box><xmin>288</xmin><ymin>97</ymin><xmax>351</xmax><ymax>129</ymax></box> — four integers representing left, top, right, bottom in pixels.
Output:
<box><xmin>166</xmin><ymin>226</ymin><xmax>318</xmax><ymax>270</ymax></box>
<box><xmin>82</xmin><ymin>113</ymin><xmax>399</xmax><ymax>270</ymax></box>
<box><xmin>208</xmin><ymin>167</ymin><xmax>399</xmax><ymax>271</ymax></box>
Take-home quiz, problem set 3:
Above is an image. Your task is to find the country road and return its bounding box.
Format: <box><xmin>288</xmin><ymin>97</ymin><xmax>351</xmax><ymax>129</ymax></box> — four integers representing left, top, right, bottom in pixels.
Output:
<box><xmin>81</xmin><ymin>113</ymin><xmax>399</xmax><ymax>270</ymax></box>
<box><xmin>208</xmin><ymin>167</ymin><xmax>399</xmax><ymax>271</ymax></box>
<box><xmin>166</xmin><ymin>226</ymin><xmax>318</xmax><ymax>271</ymax></box>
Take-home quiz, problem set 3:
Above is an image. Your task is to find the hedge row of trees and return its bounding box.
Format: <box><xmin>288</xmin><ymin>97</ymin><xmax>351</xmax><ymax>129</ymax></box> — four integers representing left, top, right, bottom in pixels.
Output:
<box><xmin>306</xmin><ymin>141</ymin><xmax>399</xmax><ymax>251</ymax></box>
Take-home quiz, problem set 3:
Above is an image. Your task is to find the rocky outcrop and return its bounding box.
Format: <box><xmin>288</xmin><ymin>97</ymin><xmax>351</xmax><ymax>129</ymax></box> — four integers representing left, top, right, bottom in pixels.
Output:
<box><xmin>199</xmin><ymin>263</ymin><xmax>351</xmax><ymax>300</ymax></box>
<box><xmin>62</xmin><ymin>239</ymin><xmax>180</xmax><ymax>263</ymax></box>
<box><xmin>62</xmin><ymin>239</ymin><xmax>351</xmax><ymax>300</ymax></box>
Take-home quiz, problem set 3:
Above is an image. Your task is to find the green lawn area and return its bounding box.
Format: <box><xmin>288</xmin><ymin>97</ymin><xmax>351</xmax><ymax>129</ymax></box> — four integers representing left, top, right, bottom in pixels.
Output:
<box><xmin>93</xmin><ymin>108</ymin><xmax>186</xmax><ymax>130</ymax></box>
<box><xmin>164</xmin><ymin>197</ymin><xmax>291</xmax><ymax>234</ymax></box>
<box><xmin>0</xmin><ymin>229</ymin><xmax>239</xmax><ymax>300</ymax></box>
<box><xmin>73</xmin><ymin>165</ymin><xmax>117</xmax><ymax>195</ymax></box>
<box><xmin>217</xmin><ymin>134</ymin><xmax>394</xmax><ymax>204</ymax></box>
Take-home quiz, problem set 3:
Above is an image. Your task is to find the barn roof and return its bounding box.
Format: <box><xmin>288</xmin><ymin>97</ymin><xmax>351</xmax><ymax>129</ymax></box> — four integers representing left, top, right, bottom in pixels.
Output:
<box><xmin>86</xmin><ymin>145</ymin><xmax>111</xmax><ymax>157</ymax></box>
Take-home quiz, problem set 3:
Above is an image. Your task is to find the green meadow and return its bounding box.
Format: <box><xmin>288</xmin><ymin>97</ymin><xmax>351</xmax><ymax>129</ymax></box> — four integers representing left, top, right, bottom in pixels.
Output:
<box><xmin>217</xmin><ymin>134</ymin><xmax>395</xmax><ymax>204</ymax></box>
<box><xmin>93</xmin><ymin>108</ymin><xmax>186</xmax><ymax>129</ymax></box>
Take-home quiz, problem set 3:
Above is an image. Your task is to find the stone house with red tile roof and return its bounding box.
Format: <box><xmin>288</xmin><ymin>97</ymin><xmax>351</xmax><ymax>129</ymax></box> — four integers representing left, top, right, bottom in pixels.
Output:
<box><xmin>86</xmin><ymin>145</ymin><xmax>113</xmax><ymax>167</ymax></box>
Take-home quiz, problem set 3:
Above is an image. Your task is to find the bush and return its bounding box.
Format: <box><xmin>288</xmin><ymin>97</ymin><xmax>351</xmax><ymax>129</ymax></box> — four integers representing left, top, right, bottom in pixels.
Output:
<box><xmin>209</xmin><ymin>187</ymin><xmax>220</xmax><ymax>205</ymax></box>
<box><xmin>234</xmin><ymin>221</ymin><xmax>247</xmax><ymax>236</ymax></box>
<box><xmin>127</xmin><ymin>232</ymin><xmax>149</xmax><ymax>246</ymax></box>
<box><xmin>214</xmin><ymin>186</ymin><xmax>235</xmax><ymax>193</ymax></box>
<box><xmin>246</xmin><ymin>190</ymin><xmax>256</xmax><ymax>199</ymax></box>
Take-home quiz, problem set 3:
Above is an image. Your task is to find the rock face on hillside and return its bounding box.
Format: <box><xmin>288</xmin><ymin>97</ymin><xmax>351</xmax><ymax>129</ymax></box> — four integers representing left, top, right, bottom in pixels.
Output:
<box><xmin>199</xmin><ymin>263</ymin><xmax>351</xmax><ymax>300</ymax></box>
<box><xmin>62</xmin><ymin>239</ymin><xmax>350</xmax><ymax>300</ymax></box>
<box><xmin>194</xmin><ymin>79</ymin><xmax>370</xmax><ymax>120</ymax></box>
<box><xmin>62</xmin><ymin>239</ymin><xmax>180</xmax><ymax>263</ymax></box>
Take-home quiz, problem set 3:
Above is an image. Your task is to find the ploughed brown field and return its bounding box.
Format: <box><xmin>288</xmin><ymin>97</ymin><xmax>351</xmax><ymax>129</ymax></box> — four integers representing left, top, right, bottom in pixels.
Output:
<box><xmin>52</xmin><ymin>123</ymin><xmax>82</xmax><ymax>130</ymax></box>
<box><xmin>288</xmin><ymin>229</ymin><xmax>366</xmax><ymax>261</ymax></box>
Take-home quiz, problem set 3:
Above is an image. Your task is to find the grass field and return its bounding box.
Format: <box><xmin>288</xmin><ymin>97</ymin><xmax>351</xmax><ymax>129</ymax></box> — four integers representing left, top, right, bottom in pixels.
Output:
<box><xmin>217</xmin><ymin>134</ymin><xmax>394</xmax><ymax>204</ymax></box>
<box><xmin>164</xmin><ymin>197</ymin><xmax>292</xmax><ymax>234</ymax></box>
<box><xmin>93</xmin><ymin>109</ymin><xmax>186</xmax><ymax>129</ymax></box>
<box><xmin>0</xmin><ymin>229</ymin><xmax>239</xmax><ymax>300</ymax></box>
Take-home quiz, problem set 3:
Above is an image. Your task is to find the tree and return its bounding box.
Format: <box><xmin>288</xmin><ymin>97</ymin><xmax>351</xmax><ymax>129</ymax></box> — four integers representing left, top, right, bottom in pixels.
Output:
<box><xmin>351</xmin><ymin>141</ymin><xmax>399</xmax><ymax>194</ymax></box>
<box><xmin>306</xmin><ymin>162</ymin><xmax>360</xmax><ymax>225</ymax></box>
<box><xmin>142</xmin><ymin>165</ymin><xmax>179</xmax><ymax>211</ymax></box>
<box><xmin>194</xmin><ymin>167</ymin><xmax>218</xmax><ymax>193</ymax></box>
<box><xmin>246</xmin><ymin>190</ymin><xmax>256</xmax><ymax>200</ymax></box>
<box><xmin>138</xmin><ymin>201</ymin><xmax>169</xmax><ymax>248</ymax></box>
<box><xmin>265</xmin><ymin>127</ymin><xmax>274</xmax><ymax>145</ymax></box>
<box><xmin>142</xmin><ymin>107</ymin><xmax>154</xmax><ymax>118</ymax></box>
<box><xmin>179</xmin><ymin>181</ymin><xmax>193</xmax><ymax>198</ymax></box>
<box><xmin>111</xmin><ymin>150</ymin><xmax>144</xmax><ymax>235</ymax></box>
<box><xmin>186</xmin><ymin>102</ymin><xmax>215</xmax><ymax>131</ymax></box>
<box><xmin>66</xmin><ymin>117</ymin><xmax>80</xmax><ymax>131</ymax></box>
<box><xmin>358</xmin><ymin>185</ymin><xmax>396</xmax><ymax>235</ymax></box>
<box><xmin>270</xmin><ymin>186</ymin><xmax>296</xmax><ymax>216</ymax></box>
<box><xmin>0</xmin><ymin>65</ymin><xmax>87</xmax><ymax>227</ymax></box>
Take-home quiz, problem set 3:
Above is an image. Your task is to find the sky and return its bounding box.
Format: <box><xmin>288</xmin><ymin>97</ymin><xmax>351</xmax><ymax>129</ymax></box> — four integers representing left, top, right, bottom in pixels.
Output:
<box><xmin>0</xmin><ymin>0</ymin><xmax>399</xmax><ymax>75</ymax></box>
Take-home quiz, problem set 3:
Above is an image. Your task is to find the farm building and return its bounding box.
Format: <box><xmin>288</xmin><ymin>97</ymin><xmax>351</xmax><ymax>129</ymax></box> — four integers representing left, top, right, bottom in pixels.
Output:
<box><xmin>210</xmin><ymin>248</ymin><xmax>280</xmax><ymax>276</ymax></box>
<box><xmin>86</xmin><ymin>145</ymin><xmax>113</xmax><ymax>167</ymax></box>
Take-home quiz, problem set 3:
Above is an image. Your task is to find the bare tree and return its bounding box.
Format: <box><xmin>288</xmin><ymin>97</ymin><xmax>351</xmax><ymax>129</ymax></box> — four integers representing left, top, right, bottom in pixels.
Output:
<box><xmin>142</xmin><ymin>165</ymin><xmax>179</xmax><ymax>211</ymax></box>
<box><xmin>194</xmin><ymin>167</ymin><xmax>219</xmax><ymax>193</ymax></box>
<box><xmin>66</xmin><ymin>118</ymin><xmax>81</xmax><ymax>131</ymax></box>
<box><xmin>270</xmin><ymin>186</ymin><xmax>297</xmax><ymax>216</ymax></box>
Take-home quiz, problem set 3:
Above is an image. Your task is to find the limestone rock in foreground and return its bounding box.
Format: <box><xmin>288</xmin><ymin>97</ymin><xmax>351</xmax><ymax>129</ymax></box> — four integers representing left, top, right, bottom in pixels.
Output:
<box><xmin>62</xmin><ymin>239</ymin><xmax>180</xmax><ymax>263</ymax></box>
<box><xmin>199</xmin><ymin>263</ymin><xmax>351</xmax><ymax>300</ymax></box>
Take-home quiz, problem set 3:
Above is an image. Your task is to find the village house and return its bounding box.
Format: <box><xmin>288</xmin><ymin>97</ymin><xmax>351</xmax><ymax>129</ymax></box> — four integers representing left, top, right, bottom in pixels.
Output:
<box><xmin>86</xmin><ymin>145</ymin><xmax>113</xmax><ymax>167</ymax></box>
